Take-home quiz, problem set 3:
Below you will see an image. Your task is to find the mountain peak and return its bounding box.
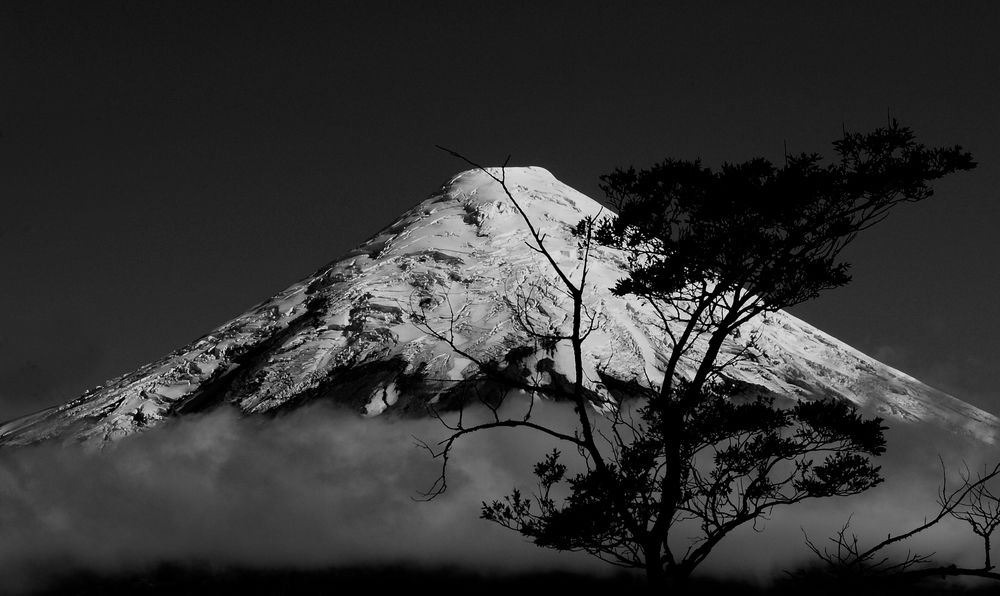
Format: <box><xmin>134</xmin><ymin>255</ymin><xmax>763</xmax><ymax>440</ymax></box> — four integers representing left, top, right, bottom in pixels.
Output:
<box><xmin>447</xmin><ymin>165</ymin><xmax>558</xmax><ymax>188</ymax></box>
<box><xmin>2</xmin><ymin>167</ymin><xmax>997</xmax><ymax>447</ymax></box>
<box><xmin>439</xmin><ymin>165</ymin><xmax>604</xmax><ymax>217</ymax></box>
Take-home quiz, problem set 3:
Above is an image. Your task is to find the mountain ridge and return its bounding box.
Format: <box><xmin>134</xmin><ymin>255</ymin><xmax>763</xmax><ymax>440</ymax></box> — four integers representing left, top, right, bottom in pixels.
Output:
<box><xmin>2</xmin><ymin>166</ymin><xmax>996</xmax><ymax>446</ymax></box>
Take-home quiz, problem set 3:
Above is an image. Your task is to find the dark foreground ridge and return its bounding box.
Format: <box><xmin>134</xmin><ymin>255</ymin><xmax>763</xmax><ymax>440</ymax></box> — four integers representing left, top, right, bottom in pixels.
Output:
<box><xmin>30</xmin><ymin>564</ymin><xmax>1000</xmax><ymax>596</ymax></box>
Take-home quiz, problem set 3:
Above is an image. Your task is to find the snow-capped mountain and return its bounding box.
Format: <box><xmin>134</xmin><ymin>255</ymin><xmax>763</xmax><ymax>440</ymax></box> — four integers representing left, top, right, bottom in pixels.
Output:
<box><xmin>2</xmin><ymin>167</ymin><xmax>997</xmax><ymax>446</ymax></box>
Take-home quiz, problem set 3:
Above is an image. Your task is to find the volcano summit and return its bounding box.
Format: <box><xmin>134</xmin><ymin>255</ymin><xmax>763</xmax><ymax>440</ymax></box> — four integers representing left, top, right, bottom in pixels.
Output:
<box><xmin>2</xmin><ymin>167</ymin><xmax>997</xmax><ymax>446</ymax></box>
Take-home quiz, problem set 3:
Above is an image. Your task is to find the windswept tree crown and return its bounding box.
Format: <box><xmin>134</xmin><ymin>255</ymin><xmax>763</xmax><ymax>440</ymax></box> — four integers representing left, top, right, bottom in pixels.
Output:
<box><xmin>592</xmin><ymin>121</ymin><xmax>976</xmax><ymax>310</ymax></box>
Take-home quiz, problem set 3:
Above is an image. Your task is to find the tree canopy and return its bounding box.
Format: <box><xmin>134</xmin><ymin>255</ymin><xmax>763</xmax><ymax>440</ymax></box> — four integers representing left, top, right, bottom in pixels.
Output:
<box><xmin>428</xmin><ymin>123</ymin><xmax>976</xmax><ymax>586</ymax></box>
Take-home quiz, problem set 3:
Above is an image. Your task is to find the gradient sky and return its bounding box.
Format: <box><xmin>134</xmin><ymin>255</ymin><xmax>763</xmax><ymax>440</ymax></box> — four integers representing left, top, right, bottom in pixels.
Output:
<box><xmin>2</xmin><ymin>2</ymin><xmax>999</xmax><ymax>422</ymax></box>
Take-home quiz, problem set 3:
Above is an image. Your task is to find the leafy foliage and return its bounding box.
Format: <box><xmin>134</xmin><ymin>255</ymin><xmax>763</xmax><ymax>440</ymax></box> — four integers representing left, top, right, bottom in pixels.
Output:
<box><xmin>590</xmin><ymin>120</ymin><xmax>974</xmax><ymax>311</ymax></box>
<box><xmin>483</xmin><ymin>382</ymin><xmax>886</xmax><ymax>571</ymax></box>
<box><xmin>432</xmin><ymin>124</ymin><xmax>975</xmax><ymax>585</ymax></box>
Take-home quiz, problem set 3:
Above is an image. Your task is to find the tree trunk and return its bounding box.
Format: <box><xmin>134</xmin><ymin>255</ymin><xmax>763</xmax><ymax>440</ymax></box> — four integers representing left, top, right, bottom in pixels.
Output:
<box><xmin>986</xmin><ymin>535</ymin><xmax>992</xmax><ymax>570</ymax></box>
<box><xmin>644</xmin><ymin>543</ymin><xmax>666</xmax><ymax>587</ymax></box>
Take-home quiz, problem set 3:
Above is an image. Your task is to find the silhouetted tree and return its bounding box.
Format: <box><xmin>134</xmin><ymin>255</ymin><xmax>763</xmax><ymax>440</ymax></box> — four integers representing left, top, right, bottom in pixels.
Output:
<box><xmin>952</xmin><ymin>466</ymin><xmax>1000</xmax><ymax>570</ymax></box>
<box><xmin>421</xmin><ymin>121</ymin><xmax>975</xmax><ymax>587</ymax></box>
<box><xmin>804</xmin><ymin>459</ymin><xmax>1000</xmax><ymax>584</ymax></box>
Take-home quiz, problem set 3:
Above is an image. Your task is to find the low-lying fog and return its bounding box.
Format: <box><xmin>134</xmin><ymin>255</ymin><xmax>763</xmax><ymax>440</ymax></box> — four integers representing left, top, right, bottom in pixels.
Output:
<box><xmin>1</xmin><ymin>400</ymin><xmax>996</xmax><ymax>593</ymax></box>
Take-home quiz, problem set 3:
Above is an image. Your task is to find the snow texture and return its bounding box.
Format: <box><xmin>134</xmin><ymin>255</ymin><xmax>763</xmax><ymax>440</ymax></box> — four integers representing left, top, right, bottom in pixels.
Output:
<box><xmin>2</xmin><ymin>167</ymin><xmax>996</xmax><ymax>446</ymax></box>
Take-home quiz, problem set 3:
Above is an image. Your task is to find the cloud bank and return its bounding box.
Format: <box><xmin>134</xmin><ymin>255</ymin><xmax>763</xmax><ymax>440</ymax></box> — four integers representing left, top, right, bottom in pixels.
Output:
<box><xmin>0</xmin><ymin>403</ymin><xmax>598</xmax><ymax>592</ymax></box>
<box><xmin>0</xmin><ymin>401</ymin><xmax>997</xmax><ymax>592</ymax></box>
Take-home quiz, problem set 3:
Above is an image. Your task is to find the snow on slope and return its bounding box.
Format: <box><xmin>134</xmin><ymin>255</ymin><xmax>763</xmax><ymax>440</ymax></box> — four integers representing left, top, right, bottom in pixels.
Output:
<box><xmin>2</xmin><ymin>167</ymin><xmax>997</xmax><ymax>446</ymax></box>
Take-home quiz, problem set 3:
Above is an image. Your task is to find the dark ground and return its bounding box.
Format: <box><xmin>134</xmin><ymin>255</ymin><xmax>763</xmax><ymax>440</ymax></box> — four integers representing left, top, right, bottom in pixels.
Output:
<box><xmin>29</xmin><ymin>563</ymin><xmax>1000</xmax><ymax>596</ymax></box>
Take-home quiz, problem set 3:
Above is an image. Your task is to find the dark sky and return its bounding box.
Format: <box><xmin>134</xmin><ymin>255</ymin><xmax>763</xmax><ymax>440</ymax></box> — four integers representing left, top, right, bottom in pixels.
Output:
<box><xmin>2</xmin><ymin>2</ymin><xmax>999</xmax><ymax>422</ymax></box>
